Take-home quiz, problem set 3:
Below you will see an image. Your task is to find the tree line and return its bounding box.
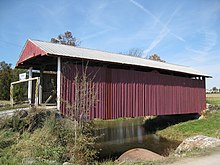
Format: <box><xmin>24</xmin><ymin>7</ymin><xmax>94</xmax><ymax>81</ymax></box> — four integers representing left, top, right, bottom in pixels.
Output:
<box><xmin>0</xmin><ymin>61</ymin><xmax>27</xmax><ymax>101</ymax></box>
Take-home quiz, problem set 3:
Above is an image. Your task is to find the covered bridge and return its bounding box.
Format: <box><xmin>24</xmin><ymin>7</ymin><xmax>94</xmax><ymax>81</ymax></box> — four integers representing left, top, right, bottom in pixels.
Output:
<box><xmin>16</xmin><ymin>39</ymin><xmax>210</xmax><ymax>119</ymax></box>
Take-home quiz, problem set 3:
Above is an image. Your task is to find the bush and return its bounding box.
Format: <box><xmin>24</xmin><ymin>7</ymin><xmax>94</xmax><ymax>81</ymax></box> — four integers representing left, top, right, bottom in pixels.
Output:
<box><xmin>0</xmin><ymin>108</ymin><xmax>98</xmax><ymax>164</ymax></box>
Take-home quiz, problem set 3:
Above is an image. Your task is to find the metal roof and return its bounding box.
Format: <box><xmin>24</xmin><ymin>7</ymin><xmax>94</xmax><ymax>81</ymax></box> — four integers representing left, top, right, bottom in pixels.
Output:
<box><xmin>29</xmin><ymin>39</ymin><xmax>210</xmax><ymax>77</ymax></box>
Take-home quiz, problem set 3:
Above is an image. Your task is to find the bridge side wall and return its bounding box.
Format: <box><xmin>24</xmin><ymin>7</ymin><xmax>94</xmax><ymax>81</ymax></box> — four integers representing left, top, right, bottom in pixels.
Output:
<box><xmin>60</xmin><ymin>63</ymin><xmax>206</xmax><ymax>119</ymax></box>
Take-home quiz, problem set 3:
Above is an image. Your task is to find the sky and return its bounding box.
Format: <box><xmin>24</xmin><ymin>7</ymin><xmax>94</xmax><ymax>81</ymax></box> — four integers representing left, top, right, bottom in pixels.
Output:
<box><xmin>0</xmin><ymin>0</ymin><xmax>220</xmax><ymax>89</ymax></box>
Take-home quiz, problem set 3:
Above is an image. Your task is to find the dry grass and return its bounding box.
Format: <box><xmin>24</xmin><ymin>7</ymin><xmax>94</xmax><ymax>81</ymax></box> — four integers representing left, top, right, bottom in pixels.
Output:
<box><xmin>206</xmin><ymin>93</ymin><xmax>220</xmax><ymax>98</ymax></box>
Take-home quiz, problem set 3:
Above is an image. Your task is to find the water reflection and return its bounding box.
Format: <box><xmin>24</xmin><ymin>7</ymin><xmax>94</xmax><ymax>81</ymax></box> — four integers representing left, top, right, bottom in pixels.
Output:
<box><xmin>95</xmin><ymin>119</ymin><xmax>180</xmax><ymax>159</ymax></box>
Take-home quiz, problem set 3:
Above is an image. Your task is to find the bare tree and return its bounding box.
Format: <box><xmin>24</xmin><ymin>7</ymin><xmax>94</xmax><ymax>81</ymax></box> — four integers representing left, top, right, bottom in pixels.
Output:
<box><xmin>51</xmin><ymin>31</ymin><xmax>81</xmax><ymax>46</ymax></box>
<box><xmin>61</xmin><ymin>62</ymin><xmax>97</xmax><ymax>131</ymax></box>
<box><xmin>61</xmin><ymin>62</ymin><xmax>98</xmax><ymax>164</ymax></box>
<box><xmin>127</xmin><ymin>48</ymin><xmax>144</xmax><ymax>57</ymax></box>
<box><xmin>124</xmin><ymin>49</ymin><xmax>166</xmax><ymax>63</ymax></box>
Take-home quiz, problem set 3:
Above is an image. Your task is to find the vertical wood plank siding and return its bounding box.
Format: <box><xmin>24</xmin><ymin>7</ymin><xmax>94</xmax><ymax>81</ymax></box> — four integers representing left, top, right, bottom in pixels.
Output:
<box><xmin>61</xmin><ymin>63</ymin><xmax>206</xmax><ymax>120</ymax></box>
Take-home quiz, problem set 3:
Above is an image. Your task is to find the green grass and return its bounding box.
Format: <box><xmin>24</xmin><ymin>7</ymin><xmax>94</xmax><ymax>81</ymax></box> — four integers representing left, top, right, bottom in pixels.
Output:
<box><xmin>0</xmin><ymin>100</ymin><xmax>30</xmax><ymax>111</ymax></box>
<box><xmin>157</xmin><ymin>110</ymin><xmax>220</xmax><ymax>141</ymax></box>
<box><xmin>94</xmin><ymin>116</ymin><xmax>144</xmax><ymax>127</ymax></box>
<box><xmin>206</xmin><ymin>97</ymin><xmax>220</xmax><ymax>105</ymax></box>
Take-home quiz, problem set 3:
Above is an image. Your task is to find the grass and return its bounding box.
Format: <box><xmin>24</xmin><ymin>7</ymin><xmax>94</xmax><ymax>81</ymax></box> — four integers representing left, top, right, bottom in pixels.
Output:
<box><xmin>0</xmin><ymin>100</ymin><xmax>10</xmax><ymax>105</ymax></box>
<box><xmin>0</xmin><ymin>108</ymin><xmax>98</xmax><ymax>164</ymax></box>
<box><xmin>157</xmin><ymin>110</ymin><xmax>220</xmax><ymax>141</ymax></box>
<box><xmin>206</xmin><ymin>97</ymin><xmax>220</xmax><ymax>105</ymax></box>
<box><xmin>0</xmin><ymin>104</ymin><xmax>29</xmax><ymax>111</ymax></box>
<box><xmin>0</xmin><ymin>100</ymin><xmax>30</xmax><ymax>111</ymax></box>
<box><xmin>94</xmin><ymin>116</ymin><xmax>144</xmax><ymax>127</ymax></box>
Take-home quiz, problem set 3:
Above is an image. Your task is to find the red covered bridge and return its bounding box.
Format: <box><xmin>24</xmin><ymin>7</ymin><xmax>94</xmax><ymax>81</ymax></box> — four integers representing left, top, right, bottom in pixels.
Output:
<box><xmin>16</xmin><ymin>39</ymin><xmax>210</xmax><ymax>119</ymax></box>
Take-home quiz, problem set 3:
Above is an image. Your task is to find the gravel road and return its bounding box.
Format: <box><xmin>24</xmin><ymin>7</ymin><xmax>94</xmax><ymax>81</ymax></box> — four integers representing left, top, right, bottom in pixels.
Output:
<box><xmin>169</xmin><ymin>151</ymin><xmax>220</xmax><ymax>165</ymax></box>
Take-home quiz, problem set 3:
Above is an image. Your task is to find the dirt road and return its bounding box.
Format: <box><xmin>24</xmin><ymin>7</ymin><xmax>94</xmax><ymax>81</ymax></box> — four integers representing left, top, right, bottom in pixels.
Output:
<box><xmin>169</xmin><ymin>151</ymin><xmax>220</xmax><ymax>165</ymax></box>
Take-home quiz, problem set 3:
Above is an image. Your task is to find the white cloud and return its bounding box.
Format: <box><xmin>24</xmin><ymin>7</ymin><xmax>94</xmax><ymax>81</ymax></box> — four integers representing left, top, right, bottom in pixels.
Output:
<box><xmin>81</xmin><ymin>1</ymin><xmax>117</xmax><ymax>41</ymax></box>
<box><xmin>185</xmin><ymin>29</ymin><xmax>217</xmax><ymax>63</ymax></box>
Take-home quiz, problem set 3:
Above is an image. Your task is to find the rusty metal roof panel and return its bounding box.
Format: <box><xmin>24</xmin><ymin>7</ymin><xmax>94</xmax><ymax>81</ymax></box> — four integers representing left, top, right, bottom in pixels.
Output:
<box><xmin>30</xmin><ymin>39</ymin><xmax>210</xmax><ymax>77</ymax></box>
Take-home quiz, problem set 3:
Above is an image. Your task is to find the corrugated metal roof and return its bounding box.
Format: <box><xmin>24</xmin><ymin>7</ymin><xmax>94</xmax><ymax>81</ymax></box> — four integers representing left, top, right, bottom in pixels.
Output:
<box><xmin>30</xmin><ymin>39</ymin><xmax>210</xmax><ymax>77</ymax></box>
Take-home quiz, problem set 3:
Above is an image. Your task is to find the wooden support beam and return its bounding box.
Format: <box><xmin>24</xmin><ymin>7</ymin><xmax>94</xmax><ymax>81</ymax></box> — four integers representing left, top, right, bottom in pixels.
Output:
<box><xmin>39</xmin><ymin>67</ymin><xmax>44</xmax><ymax>104</ymax></box>
<box><xmin>11</xmin><ymin>77</ymin><xmax>40</xmax><ymax>85</ymax></box>
<box><xmin>10</xmin><ymin>84</ymin><xmax>13</xmax><ymax>107</ymax></box>
<box><xmin>57</xmin><ymin>57</ymin><xmax>61</xmax><ymax>111</ymax></box>
<box><xmin>10</xmin><ymin>77</ymin><xmax>40</xmax><ymax>107</ymax></box>
<box><xmin>28</xmin><ymin>67</ymin><xmax>33</xmax><ymax>105</ymax></box>
<box><xmin>35</xmin><ymin>77</ymin><xmax>40</xmax><ymax>106</ymax></box>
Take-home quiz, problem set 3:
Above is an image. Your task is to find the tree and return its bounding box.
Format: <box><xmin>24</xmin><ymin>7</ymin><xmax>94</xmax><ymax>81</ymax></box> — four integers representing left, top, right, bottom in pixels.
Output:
<box><xmin>0</xmin><ymin>61</ymin><xmax>27</xmax><ymax>101</ymax></box>
<box><xmin>127</xmin><ymin>48</ymin><xmax>143</xmax><ymax>57</ymax></box>
<box><xmin>149</xmin><ymin>54</ymin><xmax>166</xmax><ymax>62</ymax></box>
<box><xmin>0</xmin><ymin>61</ymin><xmax>12</xmax><ymax>100</ymax></box>
<box><xmin>12</xmin><ymin>68</ymin><xmax>28</xmax><ymax>102</ymax></box>
<box><xmin>62</xmin><ymin>62</ymin><xmax>98</xmax><ymax>164</ymax></box>
<box><xmin>124</xmin><ymin>48</ymin><xmax>166</xmax><ymax>62</ymax></box>
<box><xmin>212</xmin><ymin>87</ymin><xmax>218</xmax><ymax>93</ymax></box>
<box><xmin>51</xmin><ymin>31</ymin><xmax>81</xmax><ymax>46</ymax></box>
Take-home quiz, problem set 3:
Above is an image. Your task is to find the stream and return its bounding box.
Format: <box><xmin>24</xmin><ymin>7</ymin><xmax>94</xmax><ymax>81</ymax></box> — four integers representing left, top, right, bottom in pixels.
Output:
<box><xmin>95</xmin><ymin>118</ymin><xmax>181</xmax><ymax>160</ymax></box>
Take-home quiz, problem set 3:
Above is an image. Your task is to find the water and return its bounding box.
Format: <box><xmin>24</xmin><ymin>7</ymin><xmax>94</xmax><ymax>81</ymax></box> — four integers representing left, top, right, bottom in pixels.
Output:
<box><xmin>95</xmin><ymin>118</ymin><xmax>180</xmax><ymax>159</ymax></box>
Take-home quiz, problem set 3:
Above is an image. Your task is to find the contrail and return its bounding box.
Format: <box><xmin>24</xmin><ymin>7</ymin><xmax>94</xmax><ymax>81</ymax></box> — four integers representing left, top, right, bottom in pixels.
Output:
<box><xmin>130</xmin><ymin>0</ymin><xmax>161</xmax><ymax>25</ymax></box>
<box><xmin>143</xmin><ymin>5</ymin><xmax>182</xmax><ymax>55</ymax></box>
<box><xmin>130</xmin><ymin>0</ymin><xmax>185</xmax><ymax>43</ymax></box>
<box><xmin>81</xmin><ymin>28</ymin><xmax>115</xmax><ymax>41</ymax></box>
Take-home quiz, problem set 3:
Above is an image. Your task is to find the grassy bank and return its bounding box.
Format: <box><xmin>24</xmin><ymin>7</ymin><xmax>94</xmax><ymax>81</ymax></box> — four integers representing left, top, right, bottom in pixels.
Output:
<box><xmin>94</xmin><ymin>116</ymin><xmax>144</xmax><ymax>127</ymax></box>
<box><xmin>157</xmin><ymin>110</ymin><xmax>220</xmax><ymax>141</ymax></box>
<box><xmin>0</xmin><ymin>108</ymin><xmax>97</xmax><ymax>165</ymax></box>
<box><xmin>206</xmin><ymin>97</ymin><xmax>220</xmax><ymax>105</ymax></box>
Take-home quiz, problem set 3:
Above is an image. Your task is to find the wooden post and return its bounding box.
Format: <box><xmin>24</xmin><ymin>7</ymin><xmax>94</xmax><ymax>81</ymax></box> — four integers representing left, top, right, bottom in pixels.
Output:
<box><xmin>10</xmin><ymin>84</ymin><xmax>13</xmax><ymax>107</ymax></box>
<box><xmin>57</xmin><ymin>57</ymin><xmax>61</xmax><ymax>111</ymax></box>
<box><xmin>35</xmin><ymin>77</ymin><xmax>39</xmax><ymax>106</ymax></box>
<box><xmin>28</xmin><ymin>67</ymin><xmax>33</xmax><ymax>105</ymax></box>
<box><xmin>39</xmin><ymin>68</ymin><xmax>43</xmax><ymax>104</ymax></box>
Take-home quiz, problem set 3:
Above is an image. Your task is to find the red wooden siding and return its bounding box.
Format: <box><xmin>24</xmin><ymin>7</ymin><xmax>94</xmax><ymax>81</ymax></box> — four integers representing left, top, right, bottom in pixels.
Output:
<box><xmin>60</xmin><ymin>63</ymin><xmax>206</xmax><ymax>120</ymax></box>
<box><xmin>16</xmin><ymin>40</ymin><xmax>47</xmax><ymax>66</ymax></box>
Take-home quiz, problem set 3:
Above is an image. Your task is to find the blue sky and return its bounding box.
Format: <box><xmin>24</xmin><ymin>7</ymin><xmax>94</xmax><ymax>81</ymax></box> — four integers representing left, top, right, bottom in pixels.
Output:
<box><xmin>0</xmin><ymin>0</ymin><xmax>220</xmax><ymax>88</ymax></box>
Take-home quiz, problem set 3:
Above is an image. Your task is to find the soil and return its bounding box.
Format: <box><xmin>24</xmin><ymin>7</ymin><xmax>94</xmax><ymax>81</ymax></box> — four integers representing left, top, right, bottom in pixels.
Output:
<box><xmin>168</xmin><ymin>150</ymin><xmax>220</xmax><ymax>165</ymax></box>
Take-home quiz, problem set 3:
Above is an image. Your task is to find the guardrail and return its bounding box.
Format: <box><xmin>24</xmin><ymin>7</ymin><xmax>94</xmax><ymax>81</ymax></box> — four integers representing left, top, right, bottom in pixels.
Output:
<box><xmin>10</xmin><ymin>77</ymin><xmax>40</xmax><ymax>107</ymax></box>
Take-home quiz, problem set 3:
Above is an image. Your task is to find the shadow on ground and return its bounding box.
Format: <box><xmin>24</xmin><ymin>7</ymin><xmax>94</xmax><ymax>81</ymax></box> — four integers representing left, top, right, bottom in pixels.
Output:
<box><xmin>143</xmin><ymin>113</ymin><xmax>200</xmax><ymax>133</ymax></box>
